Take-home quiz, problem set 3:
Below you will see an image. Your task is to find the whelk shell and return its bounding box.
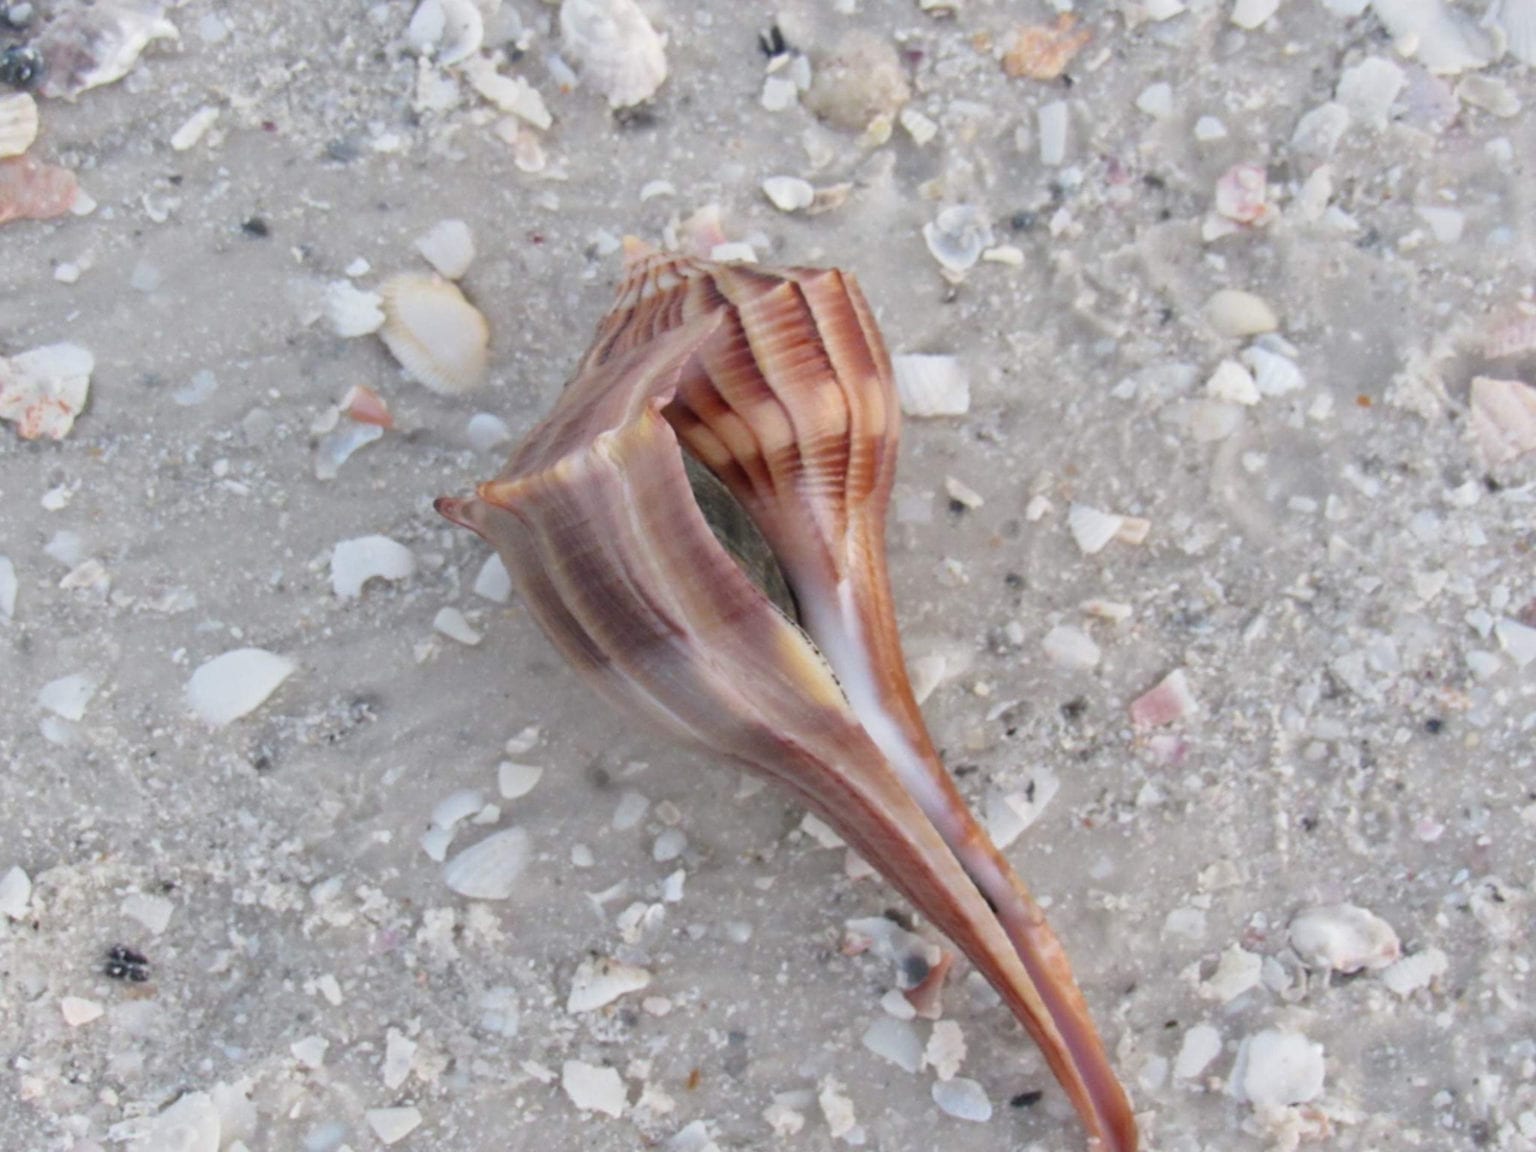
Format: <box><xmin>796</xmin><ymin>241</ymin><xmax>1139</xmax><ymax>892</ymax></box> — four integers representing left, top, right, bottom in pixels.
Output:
<box><xmin>439</xmin><ymin>246</ymin><xmax>1137</xmax><ymax>1151</ymax></box>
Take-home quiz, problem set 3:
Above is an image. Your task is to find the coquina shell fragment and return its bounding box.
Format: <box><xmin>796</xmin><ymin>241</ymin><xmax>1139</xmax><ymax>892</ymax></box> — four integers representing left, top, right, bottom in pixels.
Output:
<box><xmin>378</xmin><ymin>273</ymin><xmax>489</xmax><ymax>395</ymax></box>
<box><xmin>0</xmin><ymin>94</ymin><xmax>39</xmax><ymax>159</ymax></box>
<box><xmin>558</xmin><ymin>0</ymin><xmax>668</xmax><ymax>109</ymax></box>
<box><xmin>439</xmin><ymin>248</ymin><xmax>1138</xmax><ymax>1152</ymax></box>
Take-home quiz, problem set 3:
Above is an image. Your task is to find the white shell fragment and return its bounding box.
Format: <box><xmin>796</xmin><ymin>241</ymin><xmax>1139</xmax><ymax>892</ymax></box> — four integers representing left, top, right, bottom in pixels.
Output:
<box><xmin>331</xmin><ymin>535</ymin><xmax>417</xmax><ymax>598</ymax></box>
<box><xmin>384</xmin><ymin>1028</ymin><xmax>417</xmax><ymax>1089</ymax></box>
<box><xmin>761</xmin><ymin>176</ymin><xmax>815</xmax><ymax>213</ymax></box>
<box><xmin>415</xmin><ymin>219</ymin><xmax>476</xmax><ymax>280</ymax></box>
<box><xmin>559</xmin><ymin>0</ymin><xmax>668</xmax><ymax>109</ymax></box>
<box><xmin>922</xmin><ymin>205</ymin><xmax>994</xmax><ymax>274</ymax></box>
<box><xmin>562</xmin><ymin>1059</ymin><xmax>627</xmax><ymax>1117</ymax></box>
<box><xmin>1490</xmin><ymin>0</ymin><xmax>1536</xmax><ymax>65</ymax></box>
<box><xmin>1206</xmin><ymin>359</ymin><xmax>1260</xmax><ymax>405</ymax></box>
<box><xmin>465</xmin><ymin>57</ymin><xmax>553</xmax><ymax>130</ymax></box>
<box><xmin>861</xmin><ymin>1017</ymin><xmax>924</xmax><ymax>1072</ymax></box>
<box><xmin>366</xmin><ymin>1106</ymin><xmax>423</xmax><ymax>1146</ymax></box>
<box><xmin>185</xmin><ymin>648</ymin><xmax>297</xmax><ymax>727</ymax></box>
<box><xmin>1203</xmin><ymin>289</ymin><xmax>1279</xmax><ymax>338</ymax></box>
<box><xmin>1175</xmin><ymin>1023</ymin><xmax>1223</xmax><ymax>1079</ymax></box>
<box><xmin>0</xmin><ymin>866</ymin><xmax>32</xmax><ymax>920</ymax></box>
<box><xmin>1067</xmin><ymin>503</ymin><xmax>1124</xmax><ymax>555</ymax></box>
<box><xmin>135</xmin><ymin>1091</ymin><xmax>221</xmax><ymax>1152</ymax></box>
<box><xmin>0</xmin><ymin>93</ymin><xmax>39</xmax><ymax>159</ymax></box>
<box><xmin>37</xmin><ymin>673</ymin><xmax>96</xmax><ymax>721</ymax></box>
<box><xmin>0</xmin><ymin>343</ymin><xmax>94</xmax><ymax>441</ymax></box>
<box><xmin>1495</xmin><ymin>617</ymin><xmax>1536</xmax><ymax>669</ymax></box>
<box><xmin>1288</xmin><ymin>904</ymin><xmax>1401</xmax><ymax>973</ymax></box>
<box><xmin>1380</xmin><ymin>947</ymin><xmax>1448</xmax><ymax>996</ymax></box>
<box><xmin>433</xmin><ymin>606</ymin><xmax>483</xmax><ymax>646</ymax></box>
<box><xmin>1468</xmin><ymin>376</ymin><xmax>1536</xmax><ymax>465</ymax></box>
<box><xmin>0</xmin><ymin>555</ymin><xmax>16</xmax><ymax>620</ymax></box>
<box><xmin>443</xmin><ymin>827</ymin><xmax>530</xmax><ymax>900</ymax></box>
<box><xmin>61</xmin><ymin>995</ymin><xmax>105</xmax><ymax>1027</ymax></box>
<box><xmin>567</xmin><ymin>956</ymin><xmax>652</xmax><ymax>1012</ymax></box>
<box><xmin>498</xmin><ymin>761</ymin><xmax>543</xmax><ymax>799</ymax></box>
<box><xmin>473</xmin><ymin>554</ymin><xmax>513</xmax><ymax>603</ymax></box>
<box><xmin>892</xmin><ymin>354</ymin><xmax>970</xmax><ymax>417</ymax></box>
<box><xmin>1231</xmin><ymin>0</ymin><xmax>1281</xmax><ymax>29</ymax></box>
<box><xmin>407</xmin><ymin>0</ymin><xmax>483</xmax><ymax>66</ymax></box>
<box><xmin>1370</xmin><ymin>0</ymin><xmax>1492</xmax><ymax>73</ymax></box>
<box><xmin>169</xmin><ymin>106</ymin><xmax>220</xmax><ymax>152</ymax></box>
<box><xmin>1230</xmin><ymin>1029</ymin><xmax>1326</xmax><ymax>1113</ymax></box>
<box><xmin>37</xmin><ymin>0</ymin><xmax>181</xmax><ymax>100</ymax></box>
<box><xmin>932</xmin><ymin>1077</ymin><xmax>992</xmax><ymax>1122</ymax></box>
<box><xmin>325</xmin><ymin>281</ymin><xmax>385</xmax><ymax>337</ymax></box>
<box><xmin>379</xmin><ymin>274</ymin><xmax>490</xmax><ymax>396</ymax></box>
<box><xmin>1337</xmin><ymin>57</ymin><xmax>1405</xmax><ymax>128</ymax></box>
<box><xmin>1043</xmin><ymin>624</ymin><xmax>1101</xmax><ymax>671</ymax></box>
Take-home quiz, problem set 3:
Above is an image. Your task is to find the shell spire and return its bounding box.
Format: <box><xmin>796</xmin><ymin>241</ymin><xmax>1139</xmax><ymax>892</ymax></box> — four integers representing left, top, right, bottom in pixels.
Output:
<box><xmin>437</xmin><ymin>247</ymin><xmax>1138</xmax><ymax>1152</ymax></box>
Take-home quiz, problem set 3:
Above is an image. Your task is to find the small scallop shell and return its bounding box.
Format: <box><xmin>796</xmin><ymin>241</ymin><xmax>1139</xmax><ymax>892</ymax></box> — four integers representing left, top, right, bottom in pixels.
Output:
<box><xmin>378</xmin><ymin>273</ymin><xmax>489</xmax><ymax>395</ymax></box>
<box><xmin>0</xmin><ymin>93</ymin><xmax>39</xmax><ymax>159</ymax></box>
<box><xmin>559</xmin><ymin>0</ymin><xmax>668</xmax><ymax>109</ymax></box>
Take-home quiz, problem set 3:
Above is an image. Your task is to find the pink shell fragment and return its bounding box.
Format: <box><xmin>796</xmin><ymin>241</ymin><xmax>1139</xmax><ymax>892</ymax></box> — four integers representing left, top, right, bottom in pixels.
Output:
<box><xmin>1469</xmin><ymin>376</ymin><xmax>1536</xmax><ymax>465</ymax></box>
<box><xmin>1214</xmin><ymin>163</ymin><xmax>1273</xmax><ymax>226</ymax></box>
<box><xmin>0</xmin><ymin>343</ymin><xmax>93</xmax><ymax>440</ymax></box>
<box><xmin>0</xmin><ymin>156</ymin><xmax>80</xmax><ymax>226</ymax></box>
<box><xmin>342</xmin><ymin>384</ymin><xmax>394</xmax><ymax>429</ymax></box>
<box><xmin>1130</xmin><ymin>669</ymin><xmax>1199</xmax><ymax>728</ymax></box>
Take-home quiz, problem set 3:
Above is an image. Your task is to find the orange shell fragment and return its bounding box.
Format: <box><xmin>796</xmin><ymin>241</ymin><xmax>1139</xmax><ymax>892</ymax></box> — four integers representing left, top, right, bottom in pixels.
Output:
<box><xmin>0</xmin><ymin>156</ymin><xmax>79</xmax><ymax>226</ymax></box>
<box><xmin>1002</xmin><ymin>15</ymin><xmax>1093</xmax><ymax>81</ymax></box>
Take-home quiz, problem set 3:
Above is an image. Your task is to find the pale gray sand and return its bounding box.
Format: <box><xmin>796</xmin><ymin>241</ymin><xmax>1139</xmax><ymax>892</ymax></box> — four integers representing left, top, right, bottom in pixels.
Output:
<box><xmin>2</xmin><ymin>2</ymin><xmax>1535</xmax><ymax>1150</ymax></box>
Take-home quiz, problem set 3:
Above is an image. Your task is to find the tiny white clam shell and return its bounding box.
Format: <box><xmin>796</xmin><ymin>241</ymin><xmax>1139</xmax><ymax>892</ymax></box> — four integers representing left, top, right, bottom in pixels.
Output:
<box><xmin>559</xmin><ymin>0</ymin><xmax>668</xmax><ymax>109</ymax></box>
<box><xmin>0</xmin><ymin>93</ymin><xmax>39</xmax><ymax>159</ymax></box>
<box><xmin>378</xmin><ymin>273</ymin><xmax>489</xmax><ymax>395</ymax></box>
<box><xmin>324</xmin><ymin>280</ymin><xmax>385</xmax><ymax>338</ymax></box>
<box><xmin>1288</xmin><ymin>904</ymin><xmax>1401</xmax><ymax>973</ymax></box>
<box><xmin>443</xmin><ymin>827</ymin><xmax>530</xmax><ymax>900</ymax></box>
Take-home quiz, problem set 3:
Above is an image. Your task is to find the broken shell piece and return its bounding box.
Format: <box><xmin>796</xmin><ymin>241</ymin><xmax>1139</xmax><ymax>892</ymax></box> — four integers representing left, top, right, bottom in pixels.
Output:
<box><xmin>342</xmin><ymin>384</ymin><xmax>393</xmax><ymax>428</ymax></box>
<box><xmin>415</xmin><ymin>219</ymin><xmax>475</xmax><ymax>280</ymax></box>
<box><xmin>37</xmin><ymin>0</ymin><xmax>181</xmax><ymax>100</ymax></box>
<box><xmin>559</xmin><ymin>0</ymin><xmax>667</xmax><ymax>109</ymax></box>
<box><xmin>1489</xmin><ymin>0</ymin><xmax>1536</xmax><ymax>66</ymax></box>
<box><xmin>443</xmin><ymin>827</ymin><xmax>530</xmax><ymax>900</ymax></box>
<box><xmin>406</xmin><ymin>0</ymin><xmax>484</xmax><ymax>66</ymax></box>
<box><xmin>1002</xmin><ymin>15</ymin><xmax>1092</xmax><ymax>80</ymax></box>
<box><xmin>892</xmin><ymin>354</ymin><xmax>971</xmax><ymax>417</ymax></box>
<box><xmin>804</xmin><ymin>31</ymin><xmax>910</xmax><ymax>130</ymax></box>
<box><xmin>331</xmin><ymin>535</ymin><xmax>417</xmax><ymax>598</ymax></box>
<box><xmin>1067</xmin><ymin>503</ymin><xmax>1124</xmax><ymax>555</ymax></box>
<box><xmin>1213</xmin><ymin>163</ymin><xmax>1272</xmax><ymax>226</ymax></box>
<box><xmin>0</xmin><ymin>342</ymin><xmax>93</xmax><ymax>440</ymax></box>
<box><xmin>562</xmin><ymin>1060</ymin><xmax>627</xmax><ymax>1117</ymax></box>
<box><xmin>1468</xmin><ymin>376</ymin><xmax>1536</xmax><ymax>465</ymax></box>
<box><xmin>566</xmin><ymin>956</ymin><xmax>651</xmax><ymax>1012</ymax></box>
<box><xmin>325</xmin><ymin>281</ymin><xmax>385</xmax><ymax>338</ymax></box>
<box><xmin>1288</xmin><ymin>904</ymin><xmax>1401</xmax><ymax>973</ymax></box>
<box><xmin>1130</xmin><ymin>669</ymin><xmax>1198</xmax><ymax>728</ymax></box>
<box><xmin>0</xmin><ymin>93</ymin><xmax>39</xmax><ymax>159</ymax></box>
<box><xmin>1231</xmin><ymin>1029</ymin><xmax>1326</xmax><ymax>1114</ymax></box>
<box><xmin>465</xmin><ymin>57</ymin><xmax>552</xmax><ymax>129</ymax></box>
<box><xmin>922</xmin><ymin>205</ymin><xmax>994</xmax><ymax>274</ymax></box>
<box><xmin>378</xmin><ymin>273</ymin><xmax>489</xmax><ymax>396</ymax></box>
<box><xmin>0</xmin><ymin>156</ymin><xmax>80</xmax><ymax>226</ymax></box>
<box><xmin>185</xmin><ymin>648</ymin><xmax>296</xmax><ymax>727</ymax></box>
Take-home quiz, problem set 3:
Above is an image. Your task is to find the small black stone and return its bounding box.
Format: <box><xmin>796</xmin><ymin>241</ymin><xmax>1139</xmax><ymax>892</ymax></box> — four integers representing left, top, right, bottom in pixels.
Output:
<box><xmin>1424</xmin><ymin>717</ymin><xmax>1444</xmax><ymax>735</ymax></box>
<box><xmin>0</xmin><ymin>44</ymin><xmax>44</xmax><ymax>90</ymax></box>
<box><xmin>1009</xmin><ymin>1090</ymin><xmax>1044</xmax><ymax>1109</ymax></box>
<box><xmin>241</xmin><ymin>217</ymin><xmax>271</xmax><ymax>238</ymax></box>
<box><xmin>105</xmin><ymin>944</ymin><xmax>151</xmax><ymax>983</ymax></box>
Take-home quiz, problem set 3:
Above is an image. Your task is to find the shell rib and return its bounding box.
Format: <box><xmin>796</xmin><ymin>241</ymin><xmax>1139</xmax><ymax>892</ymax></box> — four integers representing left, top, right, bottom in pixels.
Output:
<box><xmin>437</xmin><ymin>247</ymin><xmax>1137</xmax><ymax>1152</ymax></box>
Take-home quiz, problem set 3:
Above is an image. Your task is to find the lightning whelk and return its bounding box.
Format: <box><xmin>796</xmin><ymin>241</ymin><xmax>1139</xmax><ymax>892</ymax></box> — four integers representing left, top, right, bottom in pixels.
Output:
<box><xmin>437</xmin><ymin>245</ymin><xmax>1137</xmax><ymax>1152</ymax></box>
